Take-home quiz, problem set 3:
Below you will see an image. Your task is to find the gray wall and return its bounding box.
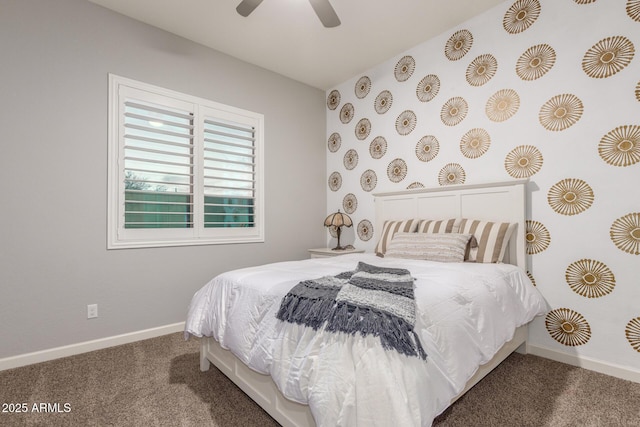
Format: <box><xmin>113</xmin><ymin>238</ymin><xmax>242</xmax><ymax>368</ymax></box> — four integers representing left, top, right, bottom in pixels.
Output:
<box><xmin>0</xmin><ymin>0</ymin><xmax>326</xmax><ymax>358</ymax></box>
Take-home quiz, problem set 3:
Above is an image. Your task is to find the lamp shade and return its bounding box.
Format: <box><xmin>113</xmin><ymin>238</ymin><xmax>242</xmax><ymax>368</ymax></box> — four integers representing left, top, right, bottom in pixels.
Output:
<box><xmin>324</xmin><ymin>210</ymin><xmax>353</xmax><ymax>228</ymax></box>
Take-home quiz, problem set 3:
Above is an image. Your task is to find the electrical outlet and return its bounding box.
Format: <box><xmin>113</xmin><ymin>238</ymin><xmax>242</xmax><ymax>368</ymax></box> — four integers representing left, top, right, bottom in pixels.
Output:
<box><xmin>87</xmin><ymin>304</ymin><xmax>98</xmax><ymax>319</ymax></box>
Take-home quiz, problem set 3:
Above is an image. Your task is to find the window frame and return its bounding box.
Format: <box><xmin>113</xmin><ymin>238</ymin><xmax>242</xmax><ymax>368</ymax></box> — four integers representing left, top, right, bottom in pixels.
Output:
<box><xmin>107</xmin><ymin>74</ymin><xmax>264</xmax><ymax>249</ymax></box>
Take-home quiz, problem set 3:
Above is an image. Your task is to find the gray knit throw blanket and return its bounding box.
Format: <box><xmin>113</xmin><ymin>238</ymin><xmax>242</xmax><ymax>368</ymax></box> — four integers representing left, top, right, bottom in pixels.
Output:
<box><xmin>275</xmin><ymin>262</ymin><xmax>427</xmax><ymax>360</ymax></box>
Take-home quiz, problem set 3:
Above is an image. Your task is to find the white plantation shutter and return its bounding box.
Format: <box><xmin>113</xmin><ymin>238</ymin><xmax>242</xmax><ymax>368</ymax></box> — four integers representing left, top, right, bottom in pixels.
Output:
<box><xmin>108</xmin><ymin>75</ymin><xmax>264</xmax><ymax>249</ymax></box>
<box><xmin>202</xmin><ymin>116</ymin><xmax>256</xmax><ymax>228</ymax></box>
<box><xmin>123</xmin><ymin>100</ymin><xmax>195</xmax><ymax>229</ymax></box>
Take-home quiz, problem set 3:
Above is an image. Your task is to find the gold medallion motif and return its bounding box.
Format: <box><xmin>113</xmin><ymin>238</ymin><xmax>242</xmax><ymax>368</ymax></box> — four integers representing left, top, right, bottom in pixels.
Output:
<box><xmin>566</xmin><ymin>259</ymin><xmax>616</xmax><ymax>298</ymax></box>
<box><xmin>407</xmin><ymin>182</ymin><xmax>425</xmax><ymax>189</ymax></box>
<box><xmin>466</xmin><ymin>54</ymin><xmax>498</xmax><ymax>86</ymax></box>
<box><xmin>395</xmin><ymin>56</ymin><xmax>416</xmax><ymax>82</ymax></box>
<box><xmin>486</xmin><ymin>89</ymin><xmax>520</xmax><ymax>122</ymax></box>
<box><xmin>355</xmin><ymin>118</ymin><xmax>371</xmax><ymax>140</ymax></box>
<box><xmin>598</xmin><ymin>125</ymin><xmax>640</xmax><ymax>167</ymax></box>
<box><xmin>416</xmin><ymin>136</ymin><xmax>440</xmax><ymax>162</ymax></box>
<box><xmin>582</xmin><ymin>36</ymin><xmax>635</xmax><ymax>79</ymax></box>
<box><xmin>503</xmin><ymin>0</ymin><xmax>541</xmax><ymax>34</ymax></box>
<box><xmin>460</xmin><ymin>128</ymin><xmax>491</xmax><ymax>159</ymax></box>
<box><xmin>374</xmin><ymin>90</ymin><xmax>393</xmax><ymax>114</ymax></box>
<box><xmin>396</xmin><ymin>110</ymin><xmax>417</xmax><ymax>135</ymax></box>
<box><xmin>505</xmin><ymin>145</ymin><xmax>543</xmax><ymax>178</ymax></box>
<box><xmin>416</xmin><ymin>74</ymin><xmax>441</xmax><ymax>102</ymax></box>
<box><xmin>369</xmin><ymin>136</ymin><xmax>387</xmax><ymax>159</ymax></box>
<box><xmin>340</xmin><ymin>103</ymin><xmax>354</xmax><ymax>124</ymax></box>
<box><xmin>343</xmin><ymin>193</ymin><xmax>357</xmax><ymax>214</ymax></box>
<box><xmin>327</xmin><ymin>90</ymin><xmax>340</xmax><ymax>110</ymax></box>
<box><xmin>610</xmin><ymin>213</ymin><xmax>640</xmax><ymax>255</ymax></box>
<box><xmin>445</xmin><ymin>29</ymin><xmax>473</xmax><ymax>61</ymax></box>
<box><xmin>441</xmin><ymin>97</ymin><xmax>469</xmax><ymax>126</ymax></box>
<box><xmin>627</xmin><ymin>0</ymin><xmax>640</xmax><ymax>22</ymax></box>
<box><xmin>355</xmin><ymin>76</ymin><xmax>371</xmax><ymax>99</ymax></box>
<box><xmin>328</xmin><ymin>172</ymin><xmax>342</xmax><ymax>192</ymax></box>
<box><xmin>516</xmin><ymin>44</ymin><xmax>556</xmax><ymax>81</ymax></box>
<box><xmin>626</xmin><ymin>317</ymin><xmax>640</xmax><ymax>352</ymax></box>
<box><xmin>328</xmin><ymin>132</ymin><xmax>341</xmax><ymax>153</ymax></box>
<box><xmin>438</xmin><ymin>163</ymin><xmax>466</xmax><ymax>186</ymax></box>
<box><xmin>525</xmin><ymin>220</ymin><xmax>550</xmax><ymax>254</ymax></box>
<box><xmin>539</xmin><ymin>94</ymin><xmax>583</xmax><ymax>131</ymax></box>
<box><xmin>343</xmin><ymin>149</ymin><xmax>358</xmax><ymax>170</ymax></box>
<box><xmin>387</xmin><ymin>158</ymin><xmax>408</xmax><ymax>183</ymax></box>
<box><xmin>360</xmin><ymin>169</ymin><xmax>377</xmax><ymax>192</ymax></box>
<box><xmin>546</xmin><ymin>308</ymin><xmax>592</xmax><ymax>346</ymax></box>
<box><xmin>547</xmin><ymin>178</ymin><xmax>594</xmax><ymax>216</ymax></box>
<box><xmin>357</xmin><ymin>219</ymin><xmax>374</xmax><ymax>241</ymax></box>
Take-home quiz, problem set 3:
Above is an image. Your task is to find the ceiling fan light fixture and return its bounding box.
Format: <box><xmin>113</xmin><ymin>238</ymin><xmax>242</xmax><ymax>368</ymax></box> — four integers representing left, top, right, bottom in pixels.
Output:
<box><xmin>236</xmin><ymin>0</ymin><xmax>264</xmax><ymax>17</ymax></box>
<box><xmin>236</xmin><ymin>0</ymin><xmax>341</xmax><ymax>28</ymax></box>
<box><xmin>309</xmin><ymin>0</ymin><xmax>341</xmax><ymax>28</ymax></box>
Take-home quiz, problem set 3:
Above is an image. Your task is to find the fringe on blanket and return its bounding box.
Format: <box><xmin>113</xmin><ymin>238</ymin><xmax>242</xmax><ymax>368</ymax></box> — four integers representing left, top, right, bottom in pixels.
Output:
<box><xmin>276</xmin><ymin>262</ymin><xmax>427</xmax><ymax>360</ymax></box>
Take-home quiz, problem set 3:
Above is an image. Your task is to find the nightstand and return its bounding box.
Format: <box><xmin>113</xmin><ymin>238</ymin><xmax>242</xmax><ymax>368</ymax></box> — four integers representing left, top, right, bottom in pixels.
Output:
<box><xmin>308</xmin><ymin>248</ymin><xmax>365</xmax><ymax>258</ymax></box>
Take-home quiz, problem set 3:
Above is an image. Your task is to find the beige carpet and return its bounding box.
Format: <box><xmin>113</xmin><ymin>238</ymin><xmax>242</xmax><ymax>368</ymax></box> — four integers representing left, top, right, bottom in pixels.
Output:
<box><xmin>433</xmin><ymin>350</ymin><xmax>640</xmax><ymax>427</ymax></box>
<box><xmin>1</xmin><ymin>333</ymin><xmax>638</xmax><ymax>426</ymax></box>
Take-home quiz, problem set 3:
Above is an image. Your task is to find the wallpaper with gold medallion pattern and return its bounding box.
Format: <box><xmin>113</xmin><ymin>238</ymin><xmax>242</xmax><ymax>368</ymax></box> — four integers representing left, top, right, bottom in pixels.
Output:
<box><xmin>326</xmin><ymin>0</ymin><xmax>639</xmax><ymax>371</ymax></box>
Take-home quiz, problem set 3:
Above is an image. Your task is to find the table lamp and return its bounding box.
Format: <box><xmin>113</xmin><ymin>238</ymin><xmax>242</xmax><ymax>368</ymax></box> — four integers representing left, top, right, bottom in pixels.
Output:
<box><xmin>324</xmin><ymin>210</ymin><xmax>353</xmax><ymax>250</ymax></box>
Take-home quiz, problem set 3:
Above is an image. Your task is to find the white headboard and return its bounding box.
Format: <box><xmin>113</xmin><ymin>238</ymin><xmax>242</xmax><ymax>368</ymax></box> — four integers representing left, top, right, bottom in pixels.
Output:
<box><xmin>373</xmin><ymin>180</ymin><xmax>528</xmax><ymax>269</ymax></box>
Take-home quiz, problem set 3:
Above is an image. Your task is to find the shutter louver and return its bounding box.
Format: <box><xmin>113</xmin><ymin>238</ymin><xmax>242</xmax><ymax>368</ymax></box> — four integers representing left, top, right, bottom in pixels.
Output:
<box><xmin>123</xmin><ymin>101</ymin><xmax>194</xmax><ymax>229</ymax></box>
<box><xmin>203</xmin><ymin>118</ymin><xmax>256</xmax><ymax>228</ymax></box>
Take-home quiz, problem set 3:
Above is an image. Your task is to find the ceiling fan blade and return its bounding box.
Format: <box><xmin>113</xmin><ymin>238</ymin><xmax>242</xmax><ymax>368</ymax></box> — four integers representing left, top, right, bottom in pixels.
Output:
<box><xmin>236</xmin><ymin>0</ymin><xmax>265</xmax><ymax>17</ymax></box>
<box><xmin>308</xmin><ymin>0</ymin><xmax>341</xmax><ymax>28</ymax></box>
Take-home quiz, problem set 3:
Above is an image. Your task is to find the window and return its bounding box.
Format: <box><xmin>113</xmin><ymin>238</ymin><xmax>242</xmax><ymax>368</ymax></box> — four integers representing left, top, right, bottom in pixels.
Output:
<box><xmin>108</xmin><ymin>74</ymin><xmax>264</xmax><ymax>249</ymax></box>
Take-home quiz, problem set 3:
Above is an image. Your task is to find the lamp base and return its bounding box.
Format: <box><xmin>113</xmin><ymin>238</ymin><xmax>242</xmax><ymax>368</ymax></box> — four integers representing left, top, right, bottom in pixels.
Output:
<box><xmin>331</xmin><ymin>245</ymin><xmax>347</xmax><ymax>251</ymax></box>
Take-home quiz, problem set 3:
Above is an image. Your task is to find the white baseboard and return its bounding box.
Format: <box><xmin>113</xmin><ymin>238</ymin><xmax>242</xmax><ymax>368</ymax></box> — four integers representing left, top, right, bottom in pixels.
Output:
<box><xmin>528</xmin><ymin>344</ymin><xmax>640</xmax><ymax>384</ymax></box>
<box><xmin>0</xmin><ymin>322</ymin><xmax>185</xmax><ymax>372</ymax></box>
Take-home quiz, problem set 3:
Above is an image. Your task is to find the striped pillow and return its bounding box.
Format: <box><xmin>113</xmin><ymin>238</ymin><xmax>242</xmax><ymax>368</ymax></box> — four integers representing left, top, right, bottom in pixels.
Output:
<box><xmin>375</xmin><ymin>219</ymin><xmax>418</xmax><ymax>257</ymax></box>
<box><xmin>457</xmin><ymin>219</ymin><xmax>516</xmax><ymax>263</ymax></box>
<box><xmin>416</xmin><ymin>218</ymin><xmax>459</xmax><ymax>233</ymax></box>
<box><xmin>385</xmin><ymin>232</ymin><xmax>473</xmax><ymax>262</ymax></box>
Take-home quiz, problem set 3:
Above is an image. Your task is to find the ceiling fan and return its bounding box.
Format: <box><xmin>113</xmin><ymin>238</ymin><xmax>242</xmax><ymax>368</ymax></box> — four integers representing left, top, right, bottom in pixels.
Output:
<box><xmin>236</xmin><ymin>0</ymin><xmax>341</xmax><ymax>28</ymax></box>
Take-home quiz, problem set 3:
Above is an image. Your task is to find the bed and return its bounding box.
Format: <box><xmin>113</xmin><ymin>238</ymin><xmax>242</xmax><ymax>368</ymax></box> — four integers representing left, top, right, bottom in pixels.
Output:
<box><xmin>184</xmin><ymin>179</ymin><xmax>547</xmax><ymax>427</ymax></box>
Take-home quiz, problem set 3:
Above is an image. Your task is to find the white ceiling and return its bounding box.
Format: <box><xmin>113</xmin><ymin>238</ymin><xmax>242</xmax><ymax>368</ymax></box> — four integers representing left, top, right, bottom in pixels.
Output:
<box><xmin>88</xmin><ymin>0</ymin><xmax>506</xmax><ymax>91</ymax></box>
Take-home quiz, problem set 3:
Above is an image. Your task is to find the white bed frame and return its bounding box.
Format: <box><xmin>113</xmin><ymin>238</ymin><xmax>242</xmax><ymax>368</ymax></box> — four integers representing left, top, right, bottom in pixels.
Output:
<box><xmin>199</xmin><ymin>179</ymin><xmax>530</xmax><ymax>427</ymax></box>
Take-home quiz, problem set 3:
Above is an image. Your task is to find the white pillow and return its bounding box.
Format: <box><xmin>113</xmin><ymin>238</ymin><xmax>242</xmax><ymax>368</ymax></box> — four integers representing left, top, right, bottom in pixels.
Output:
<box><xmin>385</xmin><ymin>232</ymin><xmax>473</xmax><ymax>262</ymax></box>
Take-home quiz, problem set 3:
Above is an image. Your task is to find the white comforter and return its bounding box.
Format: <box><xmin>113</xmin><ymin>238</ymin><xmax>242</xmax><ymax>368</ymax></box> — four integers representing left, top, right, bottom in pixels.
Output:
<box><xmin>184</xmin><ymin>254</ymin><xmax>546</xmax><ymax>427</ymax></box>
